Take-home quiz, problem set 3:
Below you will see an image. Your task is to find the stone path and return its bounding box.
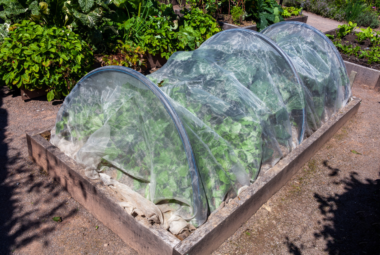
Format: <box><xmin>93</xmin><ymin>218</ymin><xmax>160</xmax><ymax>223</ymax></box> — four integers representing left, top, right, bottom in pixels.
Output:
<box><xmin>303</xmin><ymin>11</ymin><xmax>344</xmax><ymax>32</ymax></box>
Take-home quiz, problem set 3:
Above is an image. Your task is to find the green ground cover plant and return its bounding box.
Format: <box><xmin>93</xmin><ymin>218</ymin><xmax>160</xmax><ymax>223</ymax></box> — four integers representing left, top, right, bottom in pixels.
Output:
<box><xmin>282</xmin><ymin>6</ymin><xmax>302</xmax><ymax>17</ymax></box>
<box><xmin>328</xmin><ymin>23</ymin><xmax>380</xmax><ymax>65</ymax></box>
<box><xmin>231</xmin><ymin>5</ymin><xmax>245</xmax><ymax>23</ymax></box>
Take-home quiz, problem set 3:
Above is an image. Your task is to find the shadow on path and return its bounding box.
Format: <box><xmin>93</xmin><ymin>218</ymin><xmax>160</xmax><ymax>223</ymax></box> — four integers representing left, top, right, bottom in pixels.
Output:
<box><xmin>313</xmin><ymin>170</ymin><xmax>380</xmax><ymax>254</ymax></box>
<box><xmin>285</xmin><ymin>162</ymin><xmax>380</xmax><ymax>254</ymax></box>
<box><xmin>0</xmin><ymin>87</ymin><xmax>77</xmax><ymax>253</ymax></box>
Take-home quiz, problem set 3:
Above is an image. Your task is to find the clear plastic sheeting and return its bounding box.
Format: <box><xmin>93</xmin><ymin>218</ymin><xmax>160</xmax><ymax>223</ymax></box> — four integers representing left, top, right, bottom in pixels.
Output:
<box><xmin>262</xmin><ymin>21</ymin><xmax>351</xmax><ymax>135</ymax></box>
<box><xmin>147</xmin><ymin>29</ymin><xmax>307</xmax><ymax>214</ymax></box>
<box><xmin>50</xmin><ymin>27</ymin><xmax>350</xmax><ymax>229</ymax></box>
<box><xmin>50</xmin><ymin>67</ymin><xmax>208</xmax><ymax>227</ymax></box>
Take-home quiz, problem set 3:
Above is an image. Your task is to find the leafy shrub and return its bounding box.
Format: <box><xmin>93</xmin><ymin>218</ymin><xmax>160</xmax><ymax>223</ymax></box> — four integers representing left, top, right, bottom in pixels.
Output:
<box><xmin>101</xmin><ymin>41</ymin><xmax>146</xmax><ymax>71</ymax></box>
<box><xmin>0</xmin><ymin>20</ymin><xmax>93</xmax><ymax>101</ymax></box>
<box><xmin>284</xmin><ymin>0</ymin><xmax>302</xmax><ymax>7</ymax></box>
<box><xmin>186</xmin><ymin>0</ymin><xmax>219</xmax><ymax>15</ymax></box>
<box><xmin>345</xmin><ymin>0</ymin><xmax>367</xmax><ymax>22</ymax></box>
<box><xmin>231</xmin><ymin>6</ymin><xmax>244</xmax><ymax>24</ymax></box>
<box><xmin>355</xmin><ymin>11</ymin><xmax>380</xmax><ymax>28</ymax></box>
<box><xmin>333</xmin><ymin>8</ymin><xmax>346</xmax><ymax>21</ymax></box>
<box><xmin>177</xmin><ymin>8</ymin><xmax>221</xmax><ymax>50</ymax></box>
<box><xmin>118</xmin><ymin>6</ymin><xmax>220</xmax><ymax>58</ymax></box>
<box><xmin>0</xmin><ymin>0</ymin><xmax>125</xmax><ymax>53</ymax></box>
<box><xmin>119</xmin><ymin>8</ymin><xmax>178</xmax><ymax>59</ymax></box>
<box><xmin>246</xmin><ymin>0</ymin><xmax>284</xmax><ymax>31</ymax></box>
<box><xmin>0</xmin><ymin>0</ymin><xmax>49</xmax><ymax>24</ymax></box>
<box><xmin>303</xmin><ymin>0</ymin><xmax>336</xmax><ymax>18</ymax></box>
<box><xmin>337</xmin><ymin>21</ymin><xmax>357</xmax><ymax>38</ymax></box>
<box><xmin>282</xmin><ymin>6</ymin><xmax>302</xmax><ymax>17</ymax></box>
<box><xmin>0</xmin><ymin>23</ymin><xmax>9</xmax><ymax>43</ymax></box>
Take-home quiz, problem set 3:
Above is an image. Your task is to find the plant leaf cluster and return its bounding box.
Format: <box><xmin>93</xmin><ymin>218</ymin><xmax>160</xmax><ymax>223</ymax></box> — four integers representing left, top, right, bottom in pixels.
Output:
<box><xmin>245</xmin><ymin>0</ymin><xmax>284</xmax><ymax>31</ymax></box>
<box><xmin>328</xmin><ymin>22</ymin><xmax>380</xmax><ymax>64</ymax></box>
<box><xmin>289</xmin><ymin>0</ymin><xmax>379</xmax><ymax>28</ymax></box>
<box><xmin>0</xmin><ymin>20</ymin><xmax>93</xmax><ymax>100</ymax></box>
<box><xmin>117</xmin><ymin>6</ymin><xmax>221</xmax><ymax>60</ymax></box>
<box><xmin>281</xmin><ymin>6</ymin><xmax>302</xmax><ymax>18</ymax></box>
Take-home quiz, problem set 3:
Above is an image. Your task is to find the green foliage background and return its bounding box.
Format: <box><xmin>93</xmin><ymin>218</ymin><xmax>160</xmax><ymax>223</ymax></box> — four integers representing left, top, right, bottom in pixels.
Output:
<box><xmin>0</xmin><ymin>20</ymin><xmax>93</xmax><ymax>100</ymax></box>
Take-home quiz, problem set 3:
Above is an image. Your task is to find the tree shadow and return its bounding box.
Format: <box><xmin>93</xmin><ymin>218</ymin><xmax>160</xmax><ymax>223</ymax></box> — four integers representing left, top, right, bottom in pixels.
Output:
<box><xmin>313</xmin><ymin>169</ymin><xmax>380</xmax><ymax>254</ymax></box>
<box><xmin>284</xmin><ymin>160</ymin><xmax>380</xmax><ymax>254</ymax></box>
<box><xmin>284</xmin><ymin>236</ymin><xmax>302</xmax><ymax>255</ymax></box>
<box><xmin>0</xmin><ymin>86</ymin><xmax>78</xmax><ymax>253</ymax></box>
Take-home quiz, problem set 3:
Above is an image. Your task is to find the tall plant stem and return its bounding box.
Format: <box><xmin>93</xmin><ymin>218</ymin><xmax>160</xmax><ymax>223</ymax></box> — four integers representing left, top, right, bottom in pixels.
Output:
<box><xmin>138</xmin><ymin>2</ymin><xmax>141</xmax><ymax>17</ymax></box>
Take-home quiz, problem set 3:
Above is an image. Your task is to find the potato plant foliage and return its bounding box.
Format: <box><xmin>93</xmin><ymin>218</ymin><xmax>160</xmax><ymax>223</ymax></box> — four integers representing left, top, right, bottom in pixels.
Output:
<box><xmin>0</xmin><ymin>20</ymin><xmax>93</xmax><ymax>101</ymax></box>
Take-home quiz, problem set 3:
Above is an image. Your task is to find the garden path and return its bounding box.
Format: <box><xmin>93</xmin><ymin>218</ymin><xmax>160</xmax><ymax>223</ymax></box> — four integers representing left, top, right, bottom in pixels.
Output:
<box><xmin>303</xmin><ymin>11</ymin><xmax>344</xmax><ymax>32</ymax></box>
<box><xmin>213</xmin><ymin>85</ymin><xmax>380</xmax><ymax>254</ymax></box>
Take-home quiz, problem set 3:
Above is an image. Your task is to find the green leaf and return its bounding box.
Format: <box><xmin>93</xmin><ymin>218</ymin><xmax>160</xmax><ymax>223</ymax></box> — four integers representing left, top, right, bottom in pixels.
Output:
<box><xmin>52</xmin><ymin>216</ymin><xmax>62</xmax><ymax>222</ymax></box>
<box><xmin>350</xmin><ymin>150</ymin><xmax>362</xmax><ymax>155</ymax></box>
<box><xmin>12</xmin><ymin>60</ymin><xmax>18</xmax><ymax>69</ymax></box>
<box><xmin>47</xmin><ymin>90</ymin><xmax>54</xmax><ymax>101</ymax></box>
<box><xmin>39</xmin><ymin>2</ymin><xmax>49</xmax><ymax>14</ymax></box>
<box><xmin>32</xmin><ymin>64</ymin><xmax>39</xmax><ymax>72</ymax></box>
<box><xmin>79</xmin><ymin>0</ymin><xmax>95</xmax><ymax>13</ymax></box>
<box><xmin>21</xmin><ymin>73</ymin><xmax>30</xmax><ymax>84</ymax></box>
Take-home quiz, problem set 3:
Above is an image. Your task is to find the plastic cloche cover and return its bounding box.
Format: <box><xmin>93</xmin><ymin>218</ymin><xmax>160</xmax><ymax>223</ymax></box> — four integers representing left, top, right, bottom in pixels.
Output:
<box><xmin>50</xmin><ymin>28</ymin><xmax>350</xmax><ymax>228</ymax></box>
<box><xmin>147</xmin><ymin>28</ymin><xmax>308</xmax><ymax>214</ymax></box>
<box><xmin>50</xmin><ymin>66</ymin><xmax>208</xmax><ymax>227</ymax></box>
<box><xmin>262</xmin><ymin>21</ymin><xmax>351</xmax><ymax>135</ymax></box>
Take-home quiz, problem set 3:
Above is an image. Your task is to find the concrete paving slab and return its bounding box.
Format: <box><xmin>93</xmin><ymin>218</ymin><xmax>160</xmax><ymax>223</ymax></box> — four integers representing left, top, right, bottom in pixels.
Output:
<box><xmin>303</xmin><ymin>11</ymin><xmax>344</xmax><ymax>32</ymax></box>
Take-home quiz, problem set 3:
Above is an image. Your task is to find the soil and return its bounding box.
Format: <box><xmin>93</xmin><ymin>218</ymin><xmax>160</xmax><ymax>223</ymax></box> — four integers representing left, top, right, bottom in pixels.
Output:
<box><xmin>327</xmin><ymin>30</ymin><xmax>380</xmax><ymax>71</ymax></box>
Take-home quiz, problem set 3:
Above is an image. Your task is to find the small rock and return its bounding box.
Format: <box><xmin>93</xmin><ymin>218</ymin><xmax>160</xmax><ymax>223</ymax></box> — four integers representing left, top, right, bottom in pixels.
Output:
<box><xmin>104</xmin><ymin>243</ymin><xmax>109</xmax><ymax>247</ymax></box>
<box><xmin>263</xmin><ymin>204</ymin><xmax>272</xmax><ymax>212</ymax></box>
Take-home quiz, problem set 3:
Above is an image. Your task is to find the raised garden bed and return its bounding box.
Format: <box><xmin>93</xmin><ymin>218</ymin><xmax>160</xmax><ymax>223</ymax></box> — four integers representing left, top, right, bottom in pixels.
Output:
<box><xmin>219</xmin><ymin>15</ymin><xmax>308</xmax><ymax>31</ymax></box>
<box><xmin>21</xmin><ymin>87</ymin><xmax>48</xmax><ymax>101</ymax></box>
<box><xmin>326</xmin><ymin>29</ymin><xmax>380</xmax><ymax>70</ymax></box>
<box><xmin>27</xmin><ymin>97</ymin><xmax>360</xmax><ymax>255</ymax></box>
<box><xmin>325</xmin><ymin>28</ymin><xmax>380</xmax><ymax>91</ymax></box>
